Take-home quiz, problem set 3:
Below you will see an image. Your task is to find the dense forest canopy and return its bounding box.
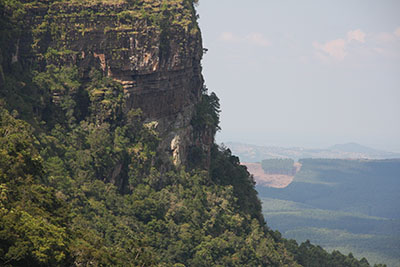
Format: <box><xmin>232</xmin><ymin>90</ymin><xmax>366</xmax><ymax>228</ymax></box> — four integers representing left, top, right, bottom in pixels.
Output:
<box><xmin>0</xmin><ymin>0</ymin><xmax>385</xmax><ymax>266</ymax></box>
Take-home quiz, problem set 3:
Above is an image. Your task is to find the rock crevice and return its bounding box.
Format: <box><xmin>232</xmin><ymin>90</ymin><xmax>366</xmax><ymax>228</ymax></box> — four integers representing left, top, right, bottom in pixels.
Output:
<box><xmin>22</xmin><ymin>1</ymin><xmax>207</xmax><ymax>167</ymax></box>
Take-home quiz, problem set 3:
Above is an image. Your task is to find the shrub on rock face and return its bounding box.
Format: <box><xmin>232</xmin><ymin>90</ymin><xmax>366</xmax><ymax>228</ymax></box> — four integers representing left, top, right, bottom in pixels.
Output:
<box><xmin>0</xmin><ymin>0</ymin><xmax>381</xmax><ymax>266</ymax></box>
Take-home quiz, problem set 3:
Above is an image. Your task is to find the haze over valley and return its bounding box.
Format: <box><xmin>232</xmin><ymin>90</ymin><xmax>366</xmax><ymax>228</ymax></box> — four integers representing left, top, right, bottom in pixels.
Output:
<box><xmin>197</xmin><ymin>1</ymin><xmax>400</xmax><ymax>265</ymax></box>
<box><xmin>227</xmin><ymin>141</ymin><xmax>400</xmax><ymax>162</ymax></box>
<box><xmin>1</xmin><ymin>0</ymin><xmax>399</xmax><ymax>266</ymax></box>
<box><xmin>233</xmin><ymin>146</ymin><xmax>400</xmax><ymax>266</ymax></box>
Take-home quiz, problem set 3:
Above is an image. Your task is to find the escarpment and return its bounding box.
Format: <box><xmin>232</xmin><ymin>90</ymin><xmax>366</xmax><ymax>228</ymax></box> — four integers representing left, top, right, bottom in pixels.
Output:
<box><xmin>0</xmin><ymin>1</ymin><xmax>380</xmax><ymax>266</ymax></box>
<box><xmin>16</xmin><ymin>0</ymin><xmax>208</xmax><ymax>168</ymax></box>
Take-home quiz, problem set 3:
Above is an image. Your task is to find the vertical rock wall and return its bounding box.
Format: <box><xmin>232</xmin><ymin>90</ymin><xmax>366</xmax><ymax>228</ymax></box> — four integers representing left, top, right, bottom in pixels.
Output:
<box><xmin>22</xmin><ymin>1</ymin><xmax>207</xmax><ymax>167</ymax></box>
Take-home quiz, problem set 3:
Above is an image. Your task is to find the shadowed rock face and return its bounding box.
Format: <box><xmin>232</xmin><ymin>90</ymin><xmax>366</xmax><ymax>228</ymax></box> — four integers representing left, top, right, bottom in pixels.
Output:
<box><xmin>20</xmin><ymin>1</ymin><xmax>207</xmax><ymax>167</ymax></box>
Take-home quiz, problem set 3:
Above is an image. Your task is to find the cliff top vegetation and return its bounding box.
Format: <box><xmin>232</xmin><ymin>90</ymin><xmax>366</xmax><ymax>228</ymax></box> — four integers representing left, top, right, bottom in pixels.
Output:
<box><xmin>0</xmin><ymin>0</ymin><xmax>385</xmax><ymax>266</ymax></box>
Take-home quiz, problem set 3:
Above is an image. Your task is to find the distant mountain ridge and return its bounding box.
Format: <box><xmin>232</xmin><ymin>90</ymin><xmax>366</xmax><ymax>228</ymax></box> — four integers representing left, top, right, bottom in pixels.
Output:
<box><xmin>225</xmin><ymin>141</ymin><xmax>400</xmax><ymax>162</ymax></box>
<box><xmin>329</xmin><ymin>142</ymin><xmax>385</xmax><ymax>154</ymax></box>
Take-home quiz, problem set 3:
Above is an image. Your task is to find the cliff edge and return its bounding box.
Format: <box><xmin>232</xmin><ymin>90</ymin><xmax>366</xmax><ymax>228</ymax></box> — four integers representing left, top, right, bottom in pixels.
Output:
<box><xmin>0</xmin><ymin>1</ymin><xmax>377</xmax><ymax>266</ymax></box>
<box><xmin>5</xmin><ymin>0</ymin><xmax>207</xmax><ymax>168</ymax></box>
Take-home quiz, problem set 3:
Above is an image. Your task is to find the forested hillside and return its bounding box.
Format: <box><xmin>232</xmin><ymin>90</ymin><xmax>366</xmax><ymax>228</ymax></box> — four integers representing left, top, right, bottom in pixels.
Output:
<box><xmin>0</xmin><ymin>0</ymin><xmax>384</xmax><ymax>266</ymax></box>
<box><xmin>261</xmin><ymin>158</ymin><xmax>296</xmax><ymax>175</ymax></box>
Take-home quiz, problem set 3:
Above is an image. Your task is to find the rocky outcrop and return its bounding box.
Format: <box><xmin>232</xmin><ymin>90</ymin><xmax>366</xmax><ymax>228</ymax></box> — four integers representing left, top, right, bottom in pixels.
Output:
<box><xmin>22</xmin><ymin>0</ymin><xmax>206</xmax><ymax>167</ymax></box>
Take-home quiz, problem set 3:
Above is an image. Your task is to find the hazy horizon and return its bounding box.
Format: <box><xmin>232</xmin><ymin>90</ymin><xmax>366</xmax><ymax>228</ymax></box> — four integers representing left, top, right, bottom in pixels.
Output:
<box><xmin>197</xmin><ymin>0</ymin><xmax>400</xmax><ymax>153</ymax></box>
<box><xmin>222</xmin><ymin>140</ymin><xmax>399</xmax><ymax>153</ymax></box>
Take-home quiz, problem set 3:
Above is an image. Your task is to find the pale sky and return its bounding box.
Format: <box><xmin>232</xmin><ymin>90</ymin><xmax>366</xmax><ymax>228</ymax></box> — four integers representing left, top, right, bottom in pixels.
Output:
<box><xmin>197</xmin><ymin>0</ymin><xmax>400</xmax><ymax>152</ymax></box>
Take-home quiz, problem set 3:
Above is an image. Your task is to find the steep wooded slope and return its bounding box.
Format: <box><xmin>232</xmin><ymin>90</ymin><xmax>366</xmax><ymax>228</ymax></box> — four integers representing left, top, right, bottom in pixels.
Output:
<box><xmin>0</xmin><ymin>0</ymin><xmax>380</xmax><ymax>266</ymax></box>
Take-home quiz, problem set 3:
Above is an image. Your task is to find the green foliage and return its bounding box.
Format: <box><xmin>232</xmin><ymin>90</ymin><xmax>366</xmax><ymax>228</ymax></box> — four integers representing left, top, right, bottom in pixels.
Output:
<box><xmin>188</xmin><ymin>87</ymin><xmax>221</xmax><ymax>169</ymax></box>
<box><xmin>0</xmin><ymin>107</ymin><xmax>71</xmax><ymax>266</ymax></box>
<box><xmin>33</xmin><ymin>64</ymin><xmax>81</xmax><ymax>126</ymax></box>
<box><xmin>0</xmin><ymin>1</ymin><xmax>384</xmax><ymax>266</ymax></box>
<box><xmin>191</xmin><ymin>86</ymin><xmax>221</xmax><ymax>135</ymax></box>
<box><xmin>86</xmin><ymin>69</ymin><xmax>124</xmax><ymax>125</ymax></box>
<box><xmin>284</xmin><ymin>239</ymin><xmax>378</xmax><ymax>267</ymax></box>
<box><xmin>1</xmin><ymin>94</ymin><xmax>298</xmax><ymax>266</ymax></box>
<box><xmin>210</xmin><ymin>145</ymin><xmax>264</xmax><ymax>224</ymax></box>
<box><xmin>0</xmin><ymin>0</ymin><xmax>26</xmax><ymax>69</ymax></box>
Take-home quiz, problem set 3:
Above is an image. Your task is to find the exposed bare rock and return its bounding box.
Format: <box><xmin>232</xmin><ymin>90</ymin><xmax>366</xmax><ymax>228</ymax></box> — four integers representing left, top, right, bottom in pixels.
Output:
<box><xmin>22</xmin><ymin>1</ymin><xmax>207</xmax><ymax>167</ymax></box>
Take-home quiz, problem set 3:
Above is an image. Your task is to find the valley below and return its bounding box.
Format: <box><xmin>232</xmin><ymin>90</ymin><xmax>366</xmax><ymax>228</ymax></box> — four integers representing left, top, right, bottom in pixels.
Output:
<box><xmin>239</xmin><ymin>148</ymin><xmax>400</xmax><ymax>267</ymax></box>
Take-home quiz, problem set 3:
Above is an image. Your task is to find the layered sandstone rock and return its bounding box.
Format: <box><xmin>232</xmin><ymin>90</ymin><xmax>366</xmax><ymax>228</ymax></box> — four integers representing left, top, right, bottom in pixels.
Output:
<box><xmin>21</xmin><ymin>0</ymin><xmax>207</xmax><ymax>167</ymax></box>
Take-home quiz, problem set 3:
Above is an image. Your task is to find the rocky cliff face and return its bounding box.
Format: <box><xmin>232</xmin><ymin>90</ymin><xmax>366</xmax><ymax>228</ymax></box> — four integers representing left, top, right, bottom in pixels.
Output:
<box><xmin>19</xmin><ymin>0</ymin><xmax>208</xmax><ymax>167</ymax></box>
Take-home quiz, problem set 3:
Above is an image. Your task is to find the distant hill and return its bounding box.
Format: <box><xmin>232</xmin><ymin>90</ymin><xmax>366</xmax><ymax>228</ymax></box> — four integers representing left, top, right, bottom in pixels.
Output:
<box><xmin>225</xmin><ymin>142</ymin><xmax>400</xmax><ymax>162</ymax></box>
<box><xmin>330</xmin><ymin>142</ymin><xmax>388</xmax><ymax>154</ymax></box>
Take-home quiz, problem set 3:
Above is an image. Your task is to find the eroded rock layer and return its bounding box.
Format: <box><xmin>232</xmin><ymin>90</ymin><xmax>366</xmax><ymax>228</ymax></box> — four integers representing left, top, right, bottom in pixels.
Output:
<box><xmin>21</xmin><ymin>0</ymin><xmax>206</xmax><ymax>166</ymax></box>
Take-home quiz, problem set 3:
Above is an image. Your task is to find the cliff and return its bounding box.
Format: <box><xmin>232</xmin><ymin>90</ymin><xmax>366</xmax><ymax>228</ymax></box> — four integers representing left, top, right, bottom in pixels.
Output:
<box><xmin>8</xmin><ymin>0</ymin><xmax>209</xmax><ymax>168</ymax></box>
<box><xmin>0</xmin><ymin>1</ymin><xmax>377</xmax><ymax>266</ymax></box>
